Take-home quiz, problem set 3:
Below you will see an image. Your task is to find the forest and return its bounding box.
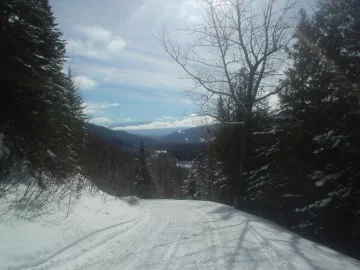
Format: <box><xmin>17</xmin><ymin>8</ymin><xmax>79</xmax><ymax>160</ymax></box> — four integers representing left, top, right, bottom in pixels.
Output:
<box><xmin>0</xmin><ymin>0</ymin><xmax>359</xmax><ymax>261</ymax></box>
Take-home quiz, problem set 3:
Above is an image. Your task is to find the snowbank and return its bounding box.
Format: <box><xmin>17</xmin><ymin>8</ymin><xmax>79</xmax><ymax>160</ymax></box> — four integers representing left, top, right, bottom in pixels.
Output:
<box><xmin>0</xmin><ymin>185</ymin><xmax>140</xmax><ymax>270</ymax></box>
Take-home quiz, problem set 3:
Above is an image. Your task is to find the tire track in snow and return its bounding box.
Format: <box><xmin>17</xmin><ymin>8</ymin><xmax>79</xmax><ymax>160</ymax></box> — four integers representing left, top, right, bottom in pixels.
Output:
<box><xmin>194</xmin><ymin>207</ymin><xmax>227</xmax><ymax>270</ymax></box>
<box><xmin>162</xmin><ymin>206</ymin><xmax>197</xmax><ymax>270</ymax></box>
<box><xmin>14</xmin><ymin>216</ymin><xmax>141</xmax><ymax>270</ymax></box>
<box><xmin>15</xmin><ymin>200</ymin><xmax>360</xmax><ymax>270</ymax></box>
<box><xmin>29</xmin><ymin>210</ymin><xmax>149</xmax><ymax>270</ymax></box>
<box><xmin>115</xmin><ymin>206</ymin><xmax>172</xmax><ymax>270</ymax></box>
<box><xmin>249</xmin><ymin>225</ymin><xmax>296</xmax><ymax>270</ymax></box>
<box><xmin>129</xmin><ymin>207</ymin><xmax>171</xmax><ymax>269</ymax></box>
<box><xmin>247</xmin><ymin>226</ymin><xmax>279</xmax><ymax>270</ymax></box>
<box><xmin>75</xmin><ymin>209</ymin><xmax>153</xmax><ymax>270</ymax></box>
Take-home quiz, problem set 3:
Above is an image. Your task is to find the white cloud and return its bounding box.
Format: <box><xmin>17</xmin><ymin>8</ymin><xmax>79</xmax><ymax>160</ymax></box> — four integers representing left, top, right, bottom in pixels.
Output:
<box><xmin>106</xmin><ymin>37</ymin><xmax>127</xmax><ymax>54</ymax></box>
<box><xmin>113</xmin><ymin>115</ymin><xmax>214</xmax><ymax>130</ymax></box>
<box><xmin>71</xmin><ymin>62</ymin><xmax>190</xmax><ymax>91</ymax></box>
<box><xmin>89</xmin><ymin>117</ymin><xmax>113</xmax><ymax>126</ymax></box>
<box><xmin>67</xmin><ymin>38</ymin><xmax>108</xmax><ymax>59</ymax></box>
<box><xmin>187</xmin><ymin>15</ymin><xmax>201</xmax><ymax>23</ymax></box>
<box><xmin>66</xmin><ymin>39</ymin><xmax>85</xmax><ymax>54</ymax></box>
<box><xmin>78</xmin><ymin>26</ymin><xmax>112</xmax><ymax>43</ymax></box>
<box><xmin>157</xmin><ymin>116</ymin><xmax>175</xmax><ymax>121</ymax></box>
<box><xmin>66</xmin><ymin>26</ymin><xmax>126</xmax><ymax>60</ymax></box>
<box><xmin>83</xmin><ymin>102</ymin><xmax>120</xmax><ymax>115</ymax></box>
<box><xmin>74</xmin><ymin>76</ymin><xmax>98</xmax><ymax>90</ymax></box>
<box><xmin>186</xmin><ymin>0</ymin><xmax>201</xmax><ymax>9</ymax></box>
<box><xmin>125</xmin><ymin>118</ymin><xmax>132</xmax><ymax>122</ymax></box>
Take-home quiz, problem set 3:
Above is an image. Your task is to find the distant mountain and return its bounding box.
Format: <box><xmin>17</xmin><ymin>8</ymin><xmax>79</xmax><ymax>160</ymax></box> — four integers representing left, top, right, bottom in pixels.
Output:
<box><xmin>87</xmin><ymin>123</ymin><xmax>218</xmax><ymax>146</ymax></box>
<box><xmin>107</xmin><ymin>121</ymin><xmax>152</xmax><ymax>129</ymax></box>
<box><xmin>85</xmin><ymin>123</ymin><xmax>156</xmax><ymax>150</ymax></box>
<box><xmin>85</xmin><ymin>123</ymin><xmax>211</xmax><ymax>160</ymax></box>
<box><xmin>109</xmin><ymin>121</ymin><xmax>190</xmax><ymax>137</ymax></box>
<box><xmin>161</xmin><ymin>125</ymin><xmax>217</xmax><ymax>143</ymax></box>
<box><xmin>116</xmin><ymin>127</ymin><xmax>189</xmax><ymax>137</ymax></box>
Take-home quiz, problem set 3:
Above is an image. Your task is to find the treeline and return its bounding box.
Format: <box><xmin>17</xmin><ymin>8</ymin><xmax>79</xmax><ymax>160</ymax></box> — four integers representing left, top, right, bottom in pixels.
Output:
<box><xmin>180</xmin><ymin>0</ymin><xmax>360</xmax><ymax>259</ymax></box>
<box><xmin>87</xmin><ymin>139</ymin><xmax>190</xmax><ymax>199</ymax></box>
<box><xmin>0</xmin><ymin>0</ymin><xmax>86</xmax><ymax>194</ymax></box>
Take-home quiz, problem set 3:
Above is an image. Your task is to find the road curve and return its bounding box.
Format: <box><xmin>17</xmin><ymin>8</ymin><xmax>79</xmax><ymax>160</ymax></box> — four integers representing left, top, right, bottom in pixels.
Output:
<box><xmin>29</xmin><ymin>200</ymin><xmax>360</xmax><ymax>270</ymax></box>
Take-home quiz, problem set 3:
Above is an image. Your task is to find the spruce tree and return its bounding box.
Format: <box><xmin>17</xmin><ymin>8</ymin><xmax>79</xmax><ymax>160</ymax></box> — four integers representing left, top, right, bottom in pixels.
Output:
<box><xmin>279</xmin><ymin>0</ymin><xmax>360</xmax><ymax>256</ymax></box>
<box><xmin>133</xmin><ymin>142</ymin><xmax>153</xmax><ymax>198</ymax></box>
<box><xmin>0</xmin><ymin>0</ymin><xmax>86</xmax><ymax>185</ymax></box>
<box><xmin>182</xmin><ymin>171</ymin><xmax>197</xmax><ymax>199</ymax></box>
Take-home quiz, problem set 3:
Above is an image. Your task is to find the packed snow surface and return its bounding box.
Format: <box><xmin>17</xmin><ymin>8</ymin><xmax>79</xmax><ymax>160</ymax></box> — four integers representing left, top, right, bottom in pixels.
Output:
<box><xmin>1</xmin><ymin>191</ymin><xmax>360</xmax><ymax>270</ymax></box>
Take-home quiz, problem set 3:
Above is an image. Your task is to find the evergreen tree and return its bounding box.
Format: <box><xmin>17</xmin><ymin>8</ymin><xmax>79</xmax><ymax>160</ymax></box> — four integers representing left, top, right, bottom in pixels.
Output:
<box><xmin>133</xmin><ymin>142</ymin><xmax>153</xmax><ymax>198</ymax></box>
<box><xmin>150</xmin><ymin>151</ymin><xmax>184</xmax><ymax>199</ymax></box>
<box><xmin>182</xmin><ymin>171</ymin><xmax>197</xmax><ymax>199</ymax></box>
<box><xmin>182</xmin><ymin>154</ymin><xmax>207</xmax><ymax>200</ymax></box>
<box><xmin>207</xmin><ymin>0</ymin><xmax>360</xmax><ymax>258</ymax></box>
<box><xmin>53</xmin><ymin>69</ymin><xmax>87</xmax><ymax>177</ymax></box>
<box><xmin>0</xmin><ymin>0</ymin><xmax>86</xmax><ymax>185</ymax></box>
<box><xmin>182</xmin><ymin>149</ymin><xmax>227</xmax><ymax>202</ymax></box>
<box><xmin>278</xmin><ymin>0</ymin><xmax>360</xmax><ymax>256</ymax></box>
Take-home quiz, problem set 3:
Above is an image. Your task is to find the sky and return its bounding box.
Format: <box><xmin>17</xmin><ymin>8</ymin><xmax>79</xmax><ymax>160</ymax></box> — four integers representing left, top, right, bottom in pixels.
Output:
<box><xmin>50</xmin><ymin>0</ymin><xmax>313</xmax><ymax>130</ymax></box>
<box><xmin>50</xmin><ymin>0</ymin><xmax>209</xmax><ymax>129</ymax></box>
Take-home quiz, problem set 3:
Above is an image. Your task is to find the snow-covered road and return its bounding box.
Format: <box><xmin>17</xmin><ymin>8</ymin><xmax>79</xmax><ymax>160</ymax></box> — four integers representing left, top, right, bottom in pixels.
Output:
<box><xmin>24</xmin><ymin>200</ymin><xmax>359</xmax><ymax>270</ymax></box>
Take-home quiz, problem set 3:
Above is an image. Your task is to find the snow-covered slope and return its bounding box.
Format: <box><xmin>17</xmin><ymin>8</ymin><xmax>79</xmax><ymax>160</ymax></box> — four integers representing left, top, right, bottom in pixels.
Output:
<box><xmin>1</xmin><ymin>194</ymin><xmax>359</xmax><ymax>270</ymax></box>
<box><xmin>0</xmin><ymin>188</ymin><xmax>140</xmax><ymax>270</ymax></box>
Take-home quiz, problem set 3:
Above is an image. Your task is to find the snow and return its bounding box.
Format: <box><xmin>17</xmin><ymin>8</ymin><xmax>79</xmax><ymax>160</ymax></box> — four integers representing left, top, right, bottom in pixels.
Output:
<box><xmin>327</xmin><ymin>129</ymin><xmax>335</xmax><ymax>137</ymax></box>
<box><xmin>154</xmin><ymin>150</ymin><xmax>167</xmax><ymax>157</ymax></box>
<box><xmin>253</xmin><ymin>128</ymin><xmax>277</xmax><ymax>135</ymax></box>
<box><xmin>260</xmin><ymin>164</ymin><xmax>270</xmax><ymax>171</ymax></box>
<box><xmin>1</xmin><ymin>192</ymin><xmax>359</xmax><ymax>269</ymax></box>
<box><xmin>47</xmin><ymin>150</ymin><xmax>56</xmax><ymax>159</ymax></box>
<box><xmin>283</xmin><ymin>194</ymin><xmax>304</xmax><ymax>198</ymax></box>
<box><xmin>0</xmin><ymin>186</ymin><xmax>139</xmax><ymax>270</ymax></box>
<box><xmin>309</xmin><ymin>170</ymin><xmax>324</xmax><ymax>180</ymax></box>
<box><xmin>315</xmin><ymin>172</ymin><xmax>344</xmax><ymax>187</ymax></box>
<box><xmin>176</xmin><ymin>160</ymin><xmax>192</xmax><ymax>168</ymax></box>
<box><xmin>296</xmin><ymin>197</ymin><xmax>333</xmax><ymax>213</ymax></box>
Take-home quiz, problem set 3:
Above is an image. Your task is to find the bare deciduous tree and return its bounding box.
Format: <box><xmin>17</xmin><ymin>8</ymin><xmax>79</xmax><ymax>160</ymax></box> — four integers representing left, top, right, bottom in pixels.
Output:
<box><xmin>159</xmin><ymin>0</ymin><xmax>297</xmax><ymax>207</ymax></box>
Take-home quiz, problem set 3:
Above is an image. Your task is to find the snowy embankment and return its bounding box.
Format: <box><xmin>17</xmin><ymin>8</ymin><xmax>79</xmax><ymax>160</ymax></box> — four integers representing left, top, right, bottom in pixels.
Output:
<box><xmin>0</xmin><ymin>186</ymin><xmax>140</xmax><ymax>270</ymax></box>
<box><xmin>1</xmin><ymin>190</ymin><xmax>360</xmax><ymax>270</ymax></box>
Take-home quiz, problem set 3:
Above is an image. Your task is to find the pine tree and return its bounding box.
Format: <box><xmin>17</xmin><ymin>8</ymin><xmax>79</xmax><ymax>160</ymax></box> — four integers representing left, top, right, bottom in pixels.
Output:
<box><xmin>182</xmin><ymin>171</ymin><xmax>197</xmax><ymax>199</ymax></box>
<box><xmin>0</xmin><ymin>0</ymin><xmax>86</xmax><ymax>185</ymax></box>
<box><xmin>279</xmin><ymin>0</ymin><xmax>360</xmax><ymax>256</ymax></box>
<box><xmin>53</xmin><ymin>69</ymin><xmax>86</xmax><ymax>177</ymax></box>
<box><xmin>182</xmin><ymin>149</ymin><xmax>227</xmax><ymax>202</ymax></box>
<box><xmin>133</xmin><ymin>142</ymin><xmax>153</xmax><ymax>198</ymax></box>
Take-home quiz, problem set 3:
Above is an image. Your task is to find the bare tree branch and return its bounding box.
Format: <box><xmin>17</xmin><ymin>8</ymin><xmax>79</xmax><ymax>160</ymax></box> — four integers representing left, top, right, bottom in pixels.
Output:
<box><xmin>158</xmin><ymin>0</ymin><xmax>297</xmax><ymax>120</ymax></box>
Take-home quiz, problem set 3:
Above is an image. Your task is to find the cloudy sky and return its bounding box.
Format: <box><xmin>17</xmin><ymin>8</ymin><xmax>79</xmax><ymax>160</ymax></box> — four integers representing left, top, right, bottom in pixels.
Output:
<box><xmin>50</xmin><ymin>0</ymin><xmax>207</xmax><ymax>128</ymax></box>
<box><xmin>50</xmin><ymin>0</ymin><xmax>312</xmax><ymax>130</ymax></box>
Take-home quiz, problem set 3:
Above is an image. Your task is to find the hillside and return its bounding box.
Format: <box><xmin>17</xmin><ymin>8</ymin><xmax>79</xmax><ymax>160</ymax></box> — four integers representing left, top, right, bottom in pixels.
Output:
<box><xmin>87</xmin><ymin>123</ymin><xmax>218</xmax><ymax>146</ymax></box>
<box><xmin>162</xmin><ymin>125</ymin><xmax>217</xmax><ymax>143</ymax></box>
<box><xmin>86</xmin><ymin>123</ymin><xmax>156</xmax><ymax>150</ymax></box>
<box><xmin>85</xmin><ymin>123</ymin><xmax>207</xmax><ymax>161</ymax></box>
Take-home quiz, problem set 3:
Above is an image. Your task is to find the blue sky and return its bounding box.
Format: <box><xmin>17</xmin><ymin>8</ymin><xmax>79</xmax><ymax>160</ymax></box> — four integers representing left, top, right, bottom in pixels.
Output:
<box><xmin>50</xmin><ymin>0</ymin><xmax>313</xmax><ymax>130</ymax></box>
<box><xmin>50</xmin><ymin>0</ymin><xmax>206</xmax><ymax>128</ymax></box>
